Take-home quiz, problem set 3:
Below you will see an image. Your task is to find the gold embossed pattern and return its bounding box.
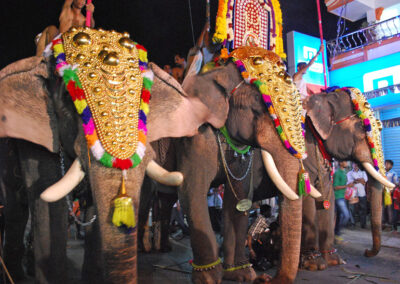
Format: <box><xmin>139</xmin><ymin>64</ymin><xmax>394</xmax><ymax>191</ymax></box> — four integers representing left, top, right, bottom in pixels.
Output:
<box><xmin>231</xmin><ymin>47</ymin><xmax>306</xmax><ymax>156</ymax></box>
<box><xmin>350</xmin><ymin>88</ymin><xmax>386</xmax><ymax>176</ymax></box>
<box><xmin>62</xmin><ymin>27</ymin><xmax>142</xmax><ymax>160</ymax></box>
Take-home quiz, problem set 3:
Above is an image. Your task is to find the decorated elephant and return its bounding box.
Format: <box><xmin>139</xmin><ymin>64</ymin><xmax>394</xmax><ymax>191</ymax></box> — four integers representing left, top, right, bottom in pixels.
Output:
<box><xmin>0</xmin><ymin>27</ymin><xmax>237</xmax><ymax>283</ymax></box>
<box><xmin>175</xmin><ymin>47</ymin><xmax>323</xmax><ymax>284</ymax></box>
<box><xmin>300</xmin><ymin>88</ymin><xmax>394</xmax><ymax>270</ymax></box>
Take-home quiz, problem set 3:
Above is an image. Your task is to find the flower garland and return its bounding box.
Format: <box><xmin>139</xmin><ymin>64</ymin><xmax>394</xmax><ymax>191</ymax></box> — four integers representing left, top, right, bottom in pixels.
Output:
<box><xmin>226</xmin><ymin>0</ymin><xmax>235</xmax><ymax>49</ymax></box>
<box><xmin>51</xmin><ymin>36</ymin><xmax>153</xmax><ymax>171</ymax></box>
<box><xmin>213</xmin><ymin>0</ymin><xmax>229</xmax><ymax>44</ymax></box>
<box><xmin>231</xmin><ymin>57</ymin><xmax>306</xmax><ymax>160</ymax></box>
<box><xmin>270</xmin><ymin>0</ymin><xmax>286</xmax><ymax>60</ymax></box>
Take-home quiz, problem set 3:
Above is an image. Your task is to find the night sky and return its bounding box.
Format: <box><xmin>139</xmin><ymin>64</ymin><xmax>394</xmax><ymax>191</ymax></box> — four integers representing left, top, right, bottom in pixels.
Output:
<box><xmin>0</xmin><ymin>0</ymin><xmax>363</xmax><ymax>69</ymax></box>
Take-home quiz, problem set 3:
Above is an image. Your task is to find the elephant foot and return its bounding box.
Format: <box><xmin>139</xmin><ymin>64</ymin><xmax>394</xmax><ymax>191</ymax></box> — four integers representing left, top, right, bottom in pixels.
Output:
<box><xmin>321</xmin><ymin>248</ymin><xmax>343</xmax><ymax>266</ymax></box>
<box><xmin>300</xmin><ymin>250</ymin><xmax>327</xmax><ymax>271</ymax></box>
<box><xmin>255</xmin><ymin>274</ymin><xmax>293</xmax><ymax>284</ymax></box>
<box><xmin>253</xmin><ymin>273</ymin><xmax>272</xmax><ymax>284</ymax></box>
<box><xmin>364</xmin><ymin>248</ymin><xmax>379</xmax><ymax>258</ymax></box>
<box><xmin>192</xmin><ymin>263</ymin><xmax>223</xmax><ymax>284</ymax></box>
<box><xmin>223</xmin><ymin>264</ymin><xmax>256</xmax><ymax>282</ymax></box>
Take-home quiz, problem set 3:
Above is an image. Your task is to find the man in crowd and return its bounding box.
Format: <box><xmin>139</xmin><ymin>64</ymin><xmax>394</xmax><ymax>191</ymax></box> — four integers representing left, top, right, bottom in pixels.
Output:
<box><xmin>334</xmin><ymin>161</ymin><xmax>354</xmax><ymax>242</ymax></box>
<box><xmin>384</xmin><ymin>160</ymin><xmax>399</xmax><ymax>231</ymax></box>
<box><xmin>347</xmin><ymin>163</ymin><xmax>368</xmax><ymax>228</ymax></box>
<box><xmin>36</xmin><ymin>0</ymin><xmax>95</xmax><ymax>55</ymax></box>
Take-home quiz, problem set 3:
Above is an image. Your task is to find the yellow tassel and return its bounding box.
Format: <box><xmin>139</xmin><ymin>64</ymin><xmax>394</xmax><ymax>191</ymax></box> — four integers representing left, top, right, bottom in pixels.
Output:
<box><xmin>112</xmin><ymin>176</ymin><xmax>136</xmax><ymax>230</ymax></box>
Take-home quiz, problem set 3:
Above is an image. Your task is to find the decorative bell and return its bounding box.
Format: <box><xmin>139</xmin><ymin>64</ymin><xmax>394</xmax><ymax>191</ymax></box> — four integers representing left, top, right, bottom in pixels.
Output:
<box><xmin>234</xmin><ymin>152</ymin><xmax>238</xmax><ymax>158</ymax></box>
<box><xmin>241</xmin><ymin>154</ymin><xmax>245</xmax><ymax>160</ymax></box>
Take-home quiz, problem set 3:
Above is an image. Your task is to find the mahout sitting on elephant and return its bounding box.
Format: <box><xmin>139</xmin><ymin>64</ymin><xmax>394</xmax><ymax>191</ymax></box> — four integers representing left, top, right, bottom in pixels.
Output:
<box><xmin>0</xmin><ymin>27</ymin><xmax>241</xmax><ymax>283</ymax></box>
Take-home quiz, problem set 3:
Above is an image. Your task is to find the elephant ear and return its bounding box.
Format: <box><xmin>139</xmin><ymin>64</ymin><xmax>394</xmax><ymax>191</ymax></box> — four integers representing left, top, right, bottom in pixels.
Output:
<box><xmin>0</xmin><ymin>56</ymin><xmax>57</xmax><ymax>152</ymax></box>
<box><xmin>304</xmin><ymin>94</ymin><xmax>334</xmax><ymax>140</ymax></box>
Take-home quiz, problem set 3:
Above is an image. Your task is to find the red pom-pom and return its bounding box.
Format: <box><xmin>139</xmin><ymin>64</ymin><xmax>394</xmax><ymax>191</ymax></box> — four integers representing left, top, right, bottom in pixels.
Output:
<box><xmin>141</xmin><ymin>89</ymin><xmax>151</xmax><ymax>103</ymax></box>
<box><xmin>113</xmin><ymin>158</ymin><xmax>133</xmax><ymax>170</ymax></box>
<box><xmin>75</xmin><ymin>87</ymin><xmax>85</xmax><ymax>100</ymax></box>
<box><xmin>136</xmin><ymin>44</ymin><xmax>147</xmax><ymax>52</ymax></box>
<box><xmin>67</xmin><ymin>81</ymin><xmax>77</xmax><ymax>100</ymax></box>
<box><xmin>274</xmin><ymin>119</ymin><xmax>280</xmax><ymax>127</ymax></box>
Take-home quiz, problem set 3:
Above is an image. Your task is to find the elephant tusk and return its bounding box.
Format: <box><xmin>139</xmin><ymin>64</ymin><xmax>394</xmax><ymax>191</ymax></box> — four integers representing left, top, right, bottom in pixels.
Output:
<box><xmin>261</xmin><ymin>150</ymin><xmax>299</xmax><ymax>200</ymax></box>
<box><xmin>40</xmin><ymin>159</ymin><xmax>85</xmax><ymax>202</ymax></box>
<box><xmin>309</xmin><ymin>185</ymin><xmax>322</xmax><ymax>198</ymax></box>
<box><xmin>362</xmin><ymin>162</ymin><xmax>395</xmax><ymax>190</ymax></box>
<box><xmin>146</xmin><ymin>160</ymin><xmax>184</xmax><ymax>186</ymax></box>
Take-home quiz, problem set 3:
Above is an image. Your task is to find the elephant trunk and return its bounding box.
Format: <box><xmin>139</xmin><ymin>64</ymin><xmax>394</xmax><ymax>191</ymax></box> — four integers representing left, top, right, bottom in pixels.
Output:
<box><xmin>365</xmin><ymin>178</ymin><xmax>382</xmax><ymax>257</ymax></box>
<box><xmin>275</xmin><ymin>197</ymin><xmax>302</xmax><ymax>283</ymax></box>
<box><xmin>88</xmin><ymin>162</ymin><xmax>142</xmax><ymax>283</ymax></box>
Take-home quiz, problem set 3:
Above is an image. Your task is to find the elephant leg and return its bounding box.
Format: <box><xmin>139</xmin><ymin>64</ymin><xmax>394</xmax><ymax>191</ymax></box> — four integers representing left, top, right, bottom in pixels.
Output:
<box><xmin>222</xmin><ymin>182</ymin><xmax>256</xmax><ymax>282</ymax></box>
<box><xmin>81</xmin><ymin>204</ymin><xmax>103</xmax><ymax>282</ymax></box>
<box><xmin>3</xmin><ymin>178</ymin><xmax>29</xmax><ymax>281</ymax></box>
<box><xmin>300</xmin><ymin>195</ymin><xmax>326</xmax><ymax>271</ymax></box>
<box><xmin>318</xmin><ymin>188</ymin><xmax>341</xmax><ymax>266</ymax></box>
<box><xmin>0</xmin><ymin>139</ymin><xmax>28</xmax><ymax>281</ymax></box>
<box><xmin>365</xmin><ymin>178</ymin><xmax>382</xmax><ymax>257</ymax></box>
<box><xmin>18</xmin><ymin>141</ymin><xmax>68</xmax><ymax>284</ymax></box>
<box><xmin>176</xmin><ymin>129</ymin><xmax>223</xmax><ymax>284</ymax></box>
<box><xmin>158</xmin><ymin>191</ymin><xmax>178</xmax><ymax>252</ymax></box>
<box><xmin>138</xmin><ymin>175</ymin><xmax>155</xmax><ymax>252</ymax></box>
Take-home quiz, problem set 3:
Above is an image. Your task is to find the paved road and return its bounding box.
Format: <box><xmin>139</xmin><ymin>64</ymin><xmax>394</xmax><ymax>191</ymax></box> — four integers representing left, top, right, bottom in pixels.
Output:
<box><xmin>16</xmin><ymin>226</ymin><xmax>400</xmax><ymax>283</ymax></box>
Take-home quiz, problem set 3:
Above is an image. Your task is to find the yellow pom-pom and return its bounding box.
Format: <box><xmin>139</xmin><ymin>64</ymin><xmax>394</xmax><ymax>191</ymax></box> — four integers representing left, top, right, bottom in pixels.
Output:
<box><xmin>112</xmin><ymin>196</ymin><xmax>136</xmax><ymax>229</ymax></box>
<box><xmin>112</xmin><ymin>176</ymin><xmax>136</xmax><ymax>230</ymax></box>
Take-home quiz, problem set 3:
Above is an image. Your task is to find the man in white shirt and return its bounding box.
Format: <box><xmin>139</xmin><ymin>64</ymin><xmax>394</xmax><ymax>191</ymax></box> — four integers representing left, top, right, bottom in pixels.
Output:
<box><xmin>207</xmin><ymin>186</ymin><xmax>223</xmax><ymax>233</ymax></box>
<box><xmin>347</xmin><ymin>163</ymin><xmax>368</xmax><ymax>228</ymax></box>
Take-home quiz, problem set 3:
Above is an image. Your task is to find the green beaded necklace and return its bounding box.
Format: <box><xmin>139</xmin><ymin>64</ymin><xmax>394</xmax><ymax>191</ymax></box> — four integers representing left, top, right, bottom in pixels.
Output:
<box><xmin>219</xmin><ymin>126</ymin><xmax>251</xmax><ymax>155</ymax></box>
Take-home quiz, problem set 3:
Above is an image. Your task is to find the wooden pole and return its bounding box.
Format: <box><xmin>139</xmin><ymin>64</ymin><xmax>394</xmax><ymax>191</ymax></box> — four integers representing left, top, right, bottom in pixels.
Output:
<box><xmin>206</xmin><ymin>0</ymin><xmax>210</xmax><ymax>31</ymax></box>
<box><xmin>316</xmin><ymin>0</ymin><xmax>328</xmax><ymax>89</ymax></box>
<box><xmin>86</xmin><ymin>0</ymin><xmax>92</xmax><ymax>28</ymax></box>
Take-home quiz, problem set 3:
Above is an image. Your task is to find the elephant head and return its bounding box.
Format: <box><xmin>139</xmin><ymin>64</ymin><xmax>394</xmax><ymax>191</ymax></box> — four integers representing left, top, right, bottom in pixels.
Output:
<box><xmin>182</xmin><ymin>46</ymin><xmax>317</xmax><ymax>283</ymax></box>
<box><xmin>0</xmin><ymin>28</ymin><xmax>235</xmax><ymax>283</ymax></box>
<box><xmin>304</xmin><ymin>88</ymin><xmax>394</xmax><ymax>258</ymax></box>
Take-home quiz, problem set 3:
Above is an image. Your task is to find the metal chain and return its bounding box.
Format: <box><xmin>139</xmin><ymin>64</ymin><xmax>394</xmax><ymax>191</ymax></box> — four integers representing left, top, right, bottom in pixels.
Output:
<box><xmin>217</xmin><ymin>132</ymin><xmax>253</xmax><ymax>181</ymax></box>
<box><xmin>60</xmin><ymin>151</ymin><xmax>96</xmax><ymax>226</ymax></box>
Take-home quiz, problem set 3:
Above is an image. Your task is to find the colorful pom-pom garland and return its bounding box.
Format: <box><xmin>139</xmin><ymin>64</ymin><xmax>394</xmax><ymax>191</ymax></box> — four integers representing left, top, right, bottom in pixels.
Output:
<box><xmin>337</xmin><ymin>88</ymin><xmax>381</xmax><ymax>172</ymax></box>
<box><xmin>231</xmin><ymin>57</ymin><xmax>306</xmax><ymax>160</ymax></box>
<box><xmin>51</xmin><ymin>35</ymin><xmax>153</xmax><ymax>170</ymax></box>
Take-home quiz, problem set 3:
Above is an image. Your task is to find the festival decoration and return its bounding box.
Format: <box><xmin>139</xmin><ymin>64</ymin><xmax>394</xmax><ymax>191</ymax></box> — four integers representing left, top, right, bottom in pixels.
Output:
<box><xmin>219</xmin><ymin>126</ymin><xmax>251</xmax><ymax>155</ymax></box>
<box><xmin>212</xmin><ymin>0</ymin><xmax>229</xmax><ymax>43</ymax></box>
<box><xmin>230</xmin><ymin>47</ymin><xmax>306</xmax><ymax>160</ymax></box>
<box><xmin>112</xmin><ymin>177</ymin><xmax>136</xmax><ymax>230</ymax></box>
<box><xmin>52</xmin><ymin>27</ymin><xmax>153</xmax><ymax>171</ymax></box>
<box><xmin>343</xmin><ymin>88</ymin><xmax>386</xmax><ymax>176</ymax></box>
<box><xmin>52</xmin><ymin>27</ymin><xmax>154</xmax><ymax>231</ymax></box>
<box><xmin>214</xmin><ymin>0</ymin><xmax>286</xmax><ymax>59</ymax></box>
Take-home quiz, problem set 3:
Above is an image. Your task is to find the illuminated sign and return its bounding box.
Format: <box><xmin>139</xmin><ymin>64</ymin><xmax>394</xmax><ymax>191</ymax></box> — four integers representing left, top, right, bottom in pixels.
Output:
<box><xmin>330</xmin><ymin>52</ymin><xmax>400</xmax><ymax>92</ymax></box>
<box><xmin>363</xmin><ymin>65</ymin><xmax>400</xmax><ymax>92</ymax></box>
<box><xmin>286</xmin><ymin>31</ymin><xmax>329</xmax><ymax>87</ymax></box>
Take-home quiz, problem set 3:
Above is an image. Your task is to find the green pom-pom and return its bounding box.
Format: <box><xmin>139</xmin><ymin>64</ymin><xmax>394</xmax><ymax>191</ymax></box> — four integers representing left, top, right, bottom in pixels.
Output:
<box><xmin>100</xmin><ymin>152</ymin><xmax>113</xmax><ymax>168</ymax></box>
<box><xmin>142</xmin><ymin>77</ymin><xmax>154</xmax><ymax>90</ymax></box>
